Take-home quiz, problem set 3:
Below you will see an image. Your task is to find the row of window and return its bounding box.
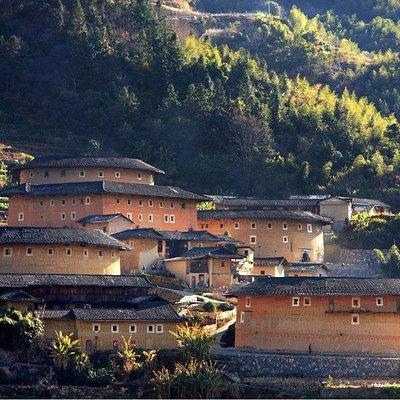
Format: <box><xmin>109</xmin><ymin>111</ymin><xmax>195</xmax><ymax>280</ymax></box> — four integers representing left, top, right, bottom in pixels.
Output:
<box><xmin>93</xmin><ymin>323</ymin><xmax>164</xmax><ymax>334</ymax></box>
<box><xmin>3</xmin><ymin>247</ymin><xmax>114</xmax><ymax>258</ymax></box>
<box><xmin>239</xmin><ymin>311</ymin><xmax>362</xmax><ymax>325</ymax></box>
<box><xmin>243</xmin><ymin>296</ymin><xmax>385</xmax><ymax>308</ymax></box>
<box><xmin>200</xmin><ymin>222</ymin><xmax>314</xmax><ymax>232</ymax></box>
<box><xmin>249</xmin><ymin>235</ymin><xmax>291</xmax><ymax>245</ymax></box>
<box><xmin>30</xmin><ymin>170</ymin><xmax>149</xmax><ymax>181</ymax></box>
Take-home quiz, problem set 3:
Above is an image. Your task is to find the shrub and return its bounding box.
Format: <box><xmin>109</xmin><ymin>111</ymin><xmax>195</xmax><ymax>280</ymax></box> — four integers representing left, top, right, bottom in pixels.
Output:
<box><xmin>188</xmin><ymin>314</ymin><xmax>204</xmax><ymax>325</ymax></box>
<box><xmin>172</xmin><ymin>323</ymin><xmax>214</xmax><ymax>362</ymax></box>
<box><xmin>151</xmin><ymin>359</ymin><xmax>235</xmax><ymax>399</ymax></box>
<box><xmin>203</xmin><ymin>302</ymin><xmax>217</xmax><ymax>312</ymax></box>
<box><xmin>217</xmin><ymin>302</ymin><xmax>234</xmax><ymax>312</ymax></box>
<box><xmin>86</xmin><ymin>367</ymin><xmax>115</xmax><ymax>386</ymax></box>
<box><xmin>220</xmin><ymin>323</ymin><xmax>235</xmax><ymax>348</ymax></box>
<box><xmin>117</xmin><ymin>336</ymin><xmax>142</xmax><ymax>375</ymax></box>
<box><xmin>0</xmin><ymin>309</ymin><xmax>43</xmax><ymax>351</ymax></box>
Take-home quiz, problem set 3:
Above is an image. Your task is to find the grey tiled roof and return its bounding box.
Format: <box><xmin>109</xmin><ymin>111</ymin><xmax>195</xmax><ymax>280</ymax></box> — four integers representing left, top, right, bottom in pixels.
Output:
<box><xmin>228</xmin><ymin>277</ymin><xmax>400</xmax><ymax>296</ymax></box>
<box><xmin>0</xmin><ymin>181</ymin><xmax>206</xmax><ymax>201</ymax></box>
<box><xmin>207</xmin><ymin>196</ymin><xmax>320</xmax><ymax>208</ymax></box>
<box><xmin>159</xmin><ymin>230</ymin><xmax>220</xmax><ymax>241</ymax></box>
<box><xmin>12</xmin><ymin>157</ymin><xmax>165</xmax><ymax>174</ymax></box>
<box><xmin>113</xmin><ymin>228</ymin><xmax>164</xmax><ymax>241</ymax></box>
<box><xmin>198</xmin><ymin>210</ymin><xmax>331</xmax><ymax>224</ymax></box>
<box><xmin>288</xmin><ymin>263</ymin><xmax>330</xmax><ymax>272</ymax></box>
<box><xmin>40</xmin><ymin>303</ymin><xmax>184</xmax><ymax>322</ymax></box>
<box><xmin>77</xmin><ymin>213</ymin><xmax>133</xmax><ymax>224</ymax></box>
<box><xmin>0</xmin><ymin>227</ymin><xmax>128</xmax><ymax>249</ymax></box>
<box><xmin>254</xmin><ymin>257</ymin><xmax>287</xmax><ymax>266</ymax></box>
<box><xmin>0</xmin><ymin>273</ymin><xmax>155</xmax><ymax>288</ymax></box>
<box><xmin>0</xmin><ymin>290</ymin><xmax>40</xmax><ymax>302</ymax></box>
<box><xmin>165</xmin><ymin>246</ymin><xmax>244</xmax><ymax>261</ymax></box>
<box><xmin>352</xmin><ymin>197</ymin><xmax>390</xmax><ymax>208</ymax></box>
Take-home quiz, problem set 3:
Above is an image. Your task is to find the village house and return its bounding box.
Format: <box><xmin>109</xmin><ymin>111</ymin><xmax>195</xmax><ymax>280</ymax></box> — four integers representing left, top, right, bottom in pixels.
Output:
<box><xmin>252</xmin><ymin>257</ymin><xmax>288</xmax><ymax>277</ymax></box>
<box><xmin>11</xmin><ymin>157</ymin><xmax>165</xmax><ymax>186</ymax></box>
<box><xmin>0</xmin><ymin>273</ymin><xmax>185</xmax><ymax>351</ymax></box>
<box><xmin>0</xmin><ymin>227</ymin><xmax>128</xmax><ymax>275</ymax></box>
<box><xmin>1</xmin><ymin>157</ymin><xmax>206</xmax><ymax>231</ymax></box>
<box><xmin>230</xmin><ymin>276</ymin><xmax>400</xmax><ymax>356</ymax></box>
<box><xmin>77</xmin><ymin>213</ymin><xmax>134</xmax><ymax>234</ymax></box>
<box><xmin>198</xmin><ymin>209</ymin><xmax>331</xmax><ymax>263</ymax></box>
<box><xmin>163</xmin><ymin>246</ymin><xmax>246</xmax><ymax>288</ymax></box>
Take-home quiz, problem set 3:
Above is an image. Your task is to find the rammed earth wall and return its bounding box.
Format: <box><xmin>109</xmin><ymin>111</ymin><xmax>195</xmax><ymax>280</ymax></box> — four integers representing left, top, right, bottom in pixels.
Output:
<box><xmin>215</xmin><ymin>349</ymin><xmax>400</xmax><ymax>378</ymax></box>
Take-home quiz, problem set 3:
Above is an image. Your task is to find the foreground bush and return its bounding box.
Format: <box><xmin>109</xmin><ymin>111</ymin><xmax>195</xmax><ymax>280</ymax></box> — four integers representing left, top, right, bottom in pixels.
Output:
<box><xmin>0</xmin><ymin>308</ymin><xmax>43</xmax><ymax>351</ymax></box>
<box><xmin>151</xmin><ymin>359</ymin><xmax>236</xmax><ymax>399</ymax></box>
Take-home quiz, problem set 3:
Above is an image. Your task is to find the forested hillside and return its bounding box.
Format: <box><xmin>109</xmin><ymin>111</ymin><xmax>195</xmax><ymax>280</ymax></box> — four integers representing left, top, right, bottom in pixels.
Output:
<box><xmin>1</xmin><ymin>0</ymin><xmax>400</xmax><ymax>206</ymax></box>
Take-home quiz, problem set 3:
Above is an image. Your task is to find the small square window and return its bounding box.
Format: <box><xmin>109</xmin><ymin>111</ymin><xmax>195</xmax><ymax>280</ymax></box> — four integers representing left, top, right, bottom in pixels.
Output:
<box><xmin>156</xmin><ymin>324</ymin><xmax>163</xmax><ymax>333</ymax></box>
<box><xmin>240</xmin><ymin>311</ymin><xmax>245</xmax><ymax>323</ymax></box>
<box><xmin>139</xmin><ymin>200</ymin><xmax>143</xmax><ymax>207</ymax></box>
<box><xmin>50</xmin><ymin>200</ymin><xmax>55</xmax><ymax>206</ymax></box>
<box><xmin>18</xmin><ymin>212</ymin><xmax>24</xmax><ymax>222</ymax></box>
<box><xmin>304</xmin><ymin>297</ymin><xmax>311</xmax><ymax>306</ymax></box>
<box><xmin>138</xmin><ymin>214</ymin><xmax>143</xmax><ymax>221</ymax></box>
<box><xmin>352</xmin><ymin>297</ymin><xmax>360</xmax><ymax>308</ymax></box>
<box><xmin>220</xmin><ymin>223</ymin><xmax>224</xmax><ymax>229</ymax></box>
<box><xmin>3</xmin><ymin>248</ymin><xmax>12</xmax><ymax>257</ymax></box>
<box><xmin>170</xmin><ymin>202</ymin><xmax>174</xmax><ymax>209</ymax></box>
<box><xmin>283</xmin><ymin>236</ymin><xmax>289</xmax><ymax>243</ymax></box>
<box><xmin>61</xmin><ymin>213</ymin><xmax>66</xmax><ymax>220</ymax></box>
<box><xmin>72</xmin><ymin>199</ymin><xmax>76</xmax><ymax>205</ymax></box>
<box><xmin>164</xmin><ymin>215</ymin><xmax>169</xmax><ymax>223</ymax></box>
<box><xmin>251</xmin><ymin>222</ymin><xmax>256</xmax><ymax>229</ymax></box>
<box><xmin>93</xmin><ymin>324</ymin><xmax>100</xmax><ymax>333</ymax></box>
<box><xmin>26</xmin><ymin>247</ymin><xmax>33</xmax><ymax>256</ymax></box>
<box><xmin>111</xmin><ymin>324</ymin><xmax>119</xmax><ymax>333</ymax></box>
<box><xmin>307</xmin><ymin>224</ymin><xmax>313</xmax><ymax>233</ymax></box>
<box><xmin>267</xmin><ymin>222</ymin><xmax>272</xmax><ymax>229</ymax></box>
<box><xmin>83</xmin><ymin>249</ymin><xmax>89</xmax><ymax>258</ymax></box>
<box><xmin>148</xmin><ymin>214</ymin><xmax>153</xmax><ymax>222</ymax></box>
<box><xmin>39</xmin><ymin>200</ymin><xmax>44</xmax><ymax>206</ymax></box>
<box><xmin>260</xmin><ymin>270</ymin><xmax>265</xmax><ymax>275</ymax></box>
<box><xmin>129</xmin><ymin>324</ymin><xmax>137</xmax><ymax>333</ymax></box>
<box><xmin>127</xmin><ymin>213</ymin><xmax>132</xmax><ymax>220</ymax></box>
<box><xmin>98</xmin><ymin>250</ymin><xmax>103</xmax><ymax>257</ymax></box>
<box><xmin>137</xmin><ymin>172</ymin><xmax>142</xmax><ymax>180</ymax></box>
<box><xmin>283</xmin><ymin>222</ymin><xmax>288</xmax><ymax>230</ymax></box>
<box><xmin>250</xmin><ymin>236</ymin><xmax>257</xmax><ymax>244</ymax></box>
<box><xmin>127</xmin><ymin>199</ymin><xmax>131</xmax><ymax>205</ymax></box>
<box><xmin>298</xmin><ymin>224</ymin><xmax>303</xmax><ymax>230</ymax></box>
<box><xmin>170</xmin><ymin>215</ymin><xmax>175</xmax><ymax>223</ymax></box>
<box><xmin>85</xmin><ymin>197</ymin><xmax>90</xmax><ymax>205</ymax></box>
<box><xmin>292</xmin><ymin>297</ymin><xmax>300</xmax><ymax>307</ymax></box>
<box><xmin>98</xmin><ymin>171</ymin><xmax>104</xmax><ymax>178</ymax></box>
<box><xmin>115</xmin><ymin>172</ymin><xmax>120</xmax><ymax>178</ymax></box>
<box><xmin>147</xmin><ymin>325</ymin><xmax>155</xmax><ymax>333</ymax></box>
<box><xmin>66</xmin><ymin>248</ymin><xmax>72</xmax><ymax>256</ymax></box>
<box><xmin>29</xmin><ymin>171</ymin><xmax>34</xmax><ymax>178</ymax></box>
<box><xmin>149</xmin><ymin>200</ymin><xmax>153</xmax><ymax>207</ymax></box>
<box><xmin>79</xmin><ymin>171</ymin><xmax>85</xmax><ymax>177</ymax></box>
<box><xmin>234</xmin><ymin>222</ymin><xmax>240</xmax><ymax>230</ymax></box>
<box><xmin>245</xmin><ymin>297</ymin><xmax>251</xmax><ymax>308</ymax></box>
<box><xmin>376</xmin><ymin>297</ymin><xmax>384</xmax><ymax>306</ymax></box>
<box><xmin>351</xmin><ymin>314</ymin><xmax>360</xmax><ymax>325</ymax></box>
<box><xmin>116</xmin><ymin>198</ymin><xmax>120</xmax><ymax>204</ymax></box>
<box><xmin>159</xmin><ymin>201</ymin><xmax>163</xmax><ymax>208</ymax></box>
<box><xmin>71</xmin><ymin>212</ymin><xmax>76</xmax><ymax>220</ymax></box>
<box><xmin>48</xmin><ymin>248</ymin><xmax>54</xmax><ymax>255</ymax></box>
<box><xmin>61</xmin><ymin>199</ymin><xmax>66</xmax><ymax>206</ymax></box>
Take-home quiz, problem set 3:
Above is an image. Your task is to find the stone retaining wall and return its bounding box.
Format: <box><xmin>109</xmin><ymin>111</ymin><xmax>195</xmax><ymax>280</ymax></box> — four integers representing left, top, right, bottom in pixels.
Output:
<box><xmin>215</xmin><ymin>349</ymin><xmax>400</xmax><ymax>378</ymax></box>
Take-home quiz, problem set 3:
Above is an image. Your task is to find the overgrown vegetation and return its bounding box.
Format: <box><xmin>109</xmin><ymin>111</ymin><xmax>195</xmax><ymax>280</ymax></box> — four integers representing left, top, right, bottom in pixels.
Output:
<box><xmin>1</xmin><ymin>0</ymin><xmax>400</xmax><ymax>205</ymax></box>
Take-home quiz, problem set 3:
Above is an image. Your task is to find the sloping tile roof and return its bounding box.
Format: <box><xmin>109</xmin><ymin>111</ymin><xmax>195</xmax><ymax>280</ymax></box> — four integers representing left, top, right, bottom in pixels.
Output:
<box><xmin>0</xmin><ymin>273</ymin><xmax>155</xmax><ymax>288</ymax></box>
<box><xmin>40</xmin><ymin>303</ymin><xmax>184</xmax><ymax>322</ymax></box>
<box><xmin>0</xmin><ymin>181</ymin><xmax>206</xmax><ymax>201</ymax></box>
<box><xmin>198</xmin><ymin>210</ymin><xmax>331</xmax><ymax>225</ymax></box>
<box><xmin>12</xmin><ymin>157</ymin><xmax>165</xmax><ymax>175</ymax></box>
<box><xmin>159</xmin><ymin>230</ymin><xmax>220</xmax><ymax>241</ymax></box>
<box><xmin>0</xmin><ymin>227</ymin><xmax>128</xmax><ymax>249</ymax></box>
<box><xmin>288</xmin><ymin>262</ymin><xmax>330</xmax><ymax>272</ymax></box>
<box><xmin>254</xmin><ymin>257</ymin><xmax>287</xmax><ymax>266</ymax></box>
<box><xmin>352</xmin><ymin>197</ymin><xmax>390</xmax><ymax>208</ymax></box>
<box><xmin>207</xmin><ymin>195</ymin><xmax>320</xmax><ymax>208</ymax></box>
<box><xmin>165</xmin><ymin>246</ymin><xmax>244</xmax><ymax>261</ymax></box>
<box><xmin>113</xmin><ymin>228</ymin><xmax>164</xmax><ymax>241</ymax></box>
<box><xmin>228</xmin><ymin>277</ymin><xmax>400</xmax><ymax>296</ymax></box>
<box><xmin>0</xmin><ymin>290</ymin><xmax>40</xmax><ymax>302</ymax></box>
<box><xmin>77</xmin><ymin>213</ymin><xmax>133</xmax><ymax>224</ymax></box>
